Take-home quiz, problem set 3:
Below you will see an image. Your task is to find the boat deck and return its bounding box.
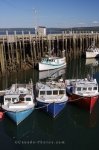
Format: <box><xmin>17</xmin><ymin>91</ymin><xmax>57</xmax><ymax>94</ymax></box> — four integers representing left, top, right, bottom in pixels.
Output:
<box><xmin>37</xmin><ymin>80</ymin><xmax>66</xmax><ymax>90</ymax></box>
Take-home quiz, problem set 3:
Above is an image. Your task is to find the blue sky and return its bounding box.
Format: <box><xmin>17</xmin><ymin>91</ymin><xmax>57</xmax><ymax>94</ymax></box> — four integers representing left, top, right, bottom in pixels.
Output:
<box><xmin>0</xmin><ymin>0</ymin><xmax>99</xmax><ymax>28</ymax></box>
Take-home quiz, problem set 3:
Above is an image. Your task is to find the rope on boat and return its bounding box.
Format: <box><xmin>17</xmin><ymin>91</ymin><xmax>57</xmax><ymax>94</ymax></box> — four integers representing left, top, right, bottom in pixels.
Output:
<box><xmin>68</xmin><ymin>96</ymin><xmax>84</xmax><ymax>102</ymax></box>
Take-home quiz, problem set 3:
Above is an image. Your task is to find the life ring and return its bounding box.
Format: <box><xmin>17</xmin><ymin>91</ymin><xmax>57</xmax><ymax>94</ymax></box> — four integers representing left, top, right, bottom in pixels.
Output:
<box><xmin>0</xmin><ymin>112</ymin><xmax>4</xmax><ymax>119</ymax></box>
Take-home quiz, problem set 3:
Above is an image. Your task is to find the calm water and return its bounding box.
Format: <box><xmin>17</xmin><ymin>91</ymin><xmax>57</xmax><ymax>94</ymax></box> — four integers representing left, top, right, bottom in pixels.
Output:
<box><xmin>0</xmin><ymin>56</ymin><xmax>99</xmax><ymax>150</ymax></box>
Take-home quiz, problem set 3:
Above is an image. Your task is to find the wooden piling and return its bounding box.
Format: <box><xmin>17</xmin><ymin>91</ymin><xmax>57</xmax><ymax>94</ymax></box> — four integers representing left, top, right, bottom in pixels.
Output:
<box><xmin>0</xmin><ymin>31</ymin><xmax>99</xmax><ymax>74</ymax></box>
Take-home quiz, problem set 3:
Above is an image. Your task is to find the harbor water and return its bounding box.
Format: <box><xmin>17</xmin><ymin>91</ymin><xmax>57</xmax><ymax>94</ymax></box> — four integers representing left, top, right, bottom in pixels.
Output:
<box><xmin>0</xmin><ymin>56</ymin><xmax>99</xmax><ymax>150</ymax></box>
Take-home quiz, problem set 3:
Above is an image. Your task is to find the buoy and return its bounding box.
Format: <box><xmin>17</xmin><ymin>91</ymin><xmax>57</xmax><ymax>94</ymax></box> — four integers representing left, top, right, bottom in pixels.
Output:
<box><xmin>0</xmin><ymin>112</ymin><xmax>4</xmax><ymax>119</ymax></box>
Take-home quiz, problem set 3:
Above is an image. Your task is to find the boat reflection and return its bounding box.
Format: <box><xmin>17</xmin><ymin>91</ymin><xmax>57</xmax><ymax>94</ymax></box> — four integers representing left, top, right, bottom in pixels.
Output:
<box><xmin>39</xmin><ymin>67</ymin><xmax>66</xmax><ymax>80</ymax></box>
<box><xmin>85</xmin><ymin>58</ymin><xmax>99</xmax><ymax>66</ymax></box>
<box><xmin>67</xmin><ymin>102</ymin><xmax>98</xmax><ymax>128</ymax></box>
<box><xmin>33</xmin><ymin>108</ymin><xmax>68</xmax><ymax>140</ymax></box>
<box><xmin>3</xmin><ymin>112</ymin><xmax>36</xmax><ymax>140</ymax></box>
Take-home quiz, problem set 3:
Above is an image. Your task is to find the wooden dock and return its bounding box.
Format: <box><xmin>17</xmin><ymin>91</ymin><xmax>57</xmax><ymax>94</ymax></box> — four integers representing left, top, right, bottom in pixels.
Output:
<box><xmin>0</xmin><ymin>31</ymin><xmax>99</xmax><ymax>75</ymax></box>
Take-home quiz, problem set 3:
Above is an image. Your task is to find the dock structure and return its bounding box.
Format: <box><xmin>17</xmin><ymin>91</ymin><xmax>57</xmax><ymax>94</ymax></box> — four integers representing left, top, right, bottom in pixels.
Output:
<box><xmin>0</xmin><ymin>31</ymin><xmax>99</xmax><ymax>74</ymax></box>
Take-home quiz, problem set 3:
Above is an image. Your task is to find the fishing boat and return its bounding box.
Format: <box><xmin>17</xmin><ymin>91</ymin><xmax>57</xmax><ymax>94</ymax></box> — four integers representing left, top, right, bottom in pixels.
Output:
<box><xmin>2</xmin><ymin>80</ymin><xmax>35</xmax><ymax>125</ymax></box>
<box><xmin>38</xmin><ymin>50</ymin><xmax>66</xmax><ymax>71</ymax></box>
<box><xmin>36</xmin><ymin>78</ymin><xmax>68</xmax><ymax>118</ymax></box>
<box><xmin>86</xmin><ymin>41</ymin><xmax>99</xmax><ymax>58</ymax></box>
<box><xmin>66</xmin><ymin>75</ymin><xmax>99</xmax><ymax>113</ymax></box>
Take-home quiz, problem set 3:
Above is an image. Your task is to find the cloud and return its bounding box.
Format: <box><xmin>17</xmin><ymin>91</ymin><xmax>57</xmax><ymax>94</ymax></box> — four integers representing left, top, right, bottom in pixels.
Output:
<box><xmin>92</xmin><ymin>21</ymin><xmax>99</xmax><ymax>24</ymax></box>
<box><xmin>78</xmin><ymin>22</ymin><xmax>86</xmax><ymax>25</ymax></box>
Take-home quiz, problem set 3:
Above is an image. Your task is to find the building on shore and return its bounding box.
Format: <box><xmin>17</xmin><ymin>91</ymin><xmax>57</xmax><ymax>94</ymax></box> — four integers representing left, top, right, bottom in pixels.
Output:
<box><xmin>35</xmin><ymin>26</ymin><xmax>46</xmax><ymax>36</ymax></box>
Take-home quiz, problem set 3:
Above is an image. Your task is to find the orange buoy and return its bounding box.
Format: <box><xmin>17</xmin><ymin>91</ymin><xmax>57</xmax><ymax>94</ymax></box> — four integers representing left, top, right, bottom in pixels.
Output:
<box><xmin>0</xmin><ymin>112</ymin><xmax>4</xmax><ymax>119</ymax></box>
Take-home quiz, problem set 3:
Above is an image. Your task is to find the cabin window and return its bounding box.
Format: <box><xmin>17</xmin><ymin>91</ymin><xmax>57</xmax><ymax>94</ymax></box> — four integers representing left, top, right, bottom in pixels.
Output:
<box><xmin>59</xmin><ymin>90</ymin><xmax>65</xmax><ymax>94</ymax></box>
<box><xmin>20</xmin><ymin>97</ymin><xmax>24</xmax><ymax>101</ymax></box>
<box><xmin>53</xmin><ymin>90</ymin><xmax>58</xmax><ymax>95</ymax></box>
<box><xmin>5</xmin><ymin>98</ymin><xmax>11</xmax><ymax>102</ymax></box>
<box><xmin>20</xmin><ymin>91</ymin><xmax>24</xmax><ymax>94</ymax></box>
<box><xmin>40</xmin><ymin>91</ymin><xmax>45</xmax><ymax>95</ymax></box>
<box><xmin>12</xmin><ymin>98</ymin><xmax>18</xmax><ymax>102</ymax></box>
<box><xmin>77</xmin><ymin>87</ymin><xmax>81</xmax><ymax>91</ymax></box>
<box><xmin>93</xmin><ymin>87</ymin><xmax>97</xmax><ymax>90</ymax></box>
<box><xmin>47</xmin><ymin>91</ymin><xmax>52</xmax><ymax>95</ymax></box>
<box><xmin>83</xmin><ymin>87</ymin><xmax>87</xmax><ymax>91</ymax></box>
<box><xmin>88</xmin><ymin>87</ymin><xmax>92</xmax><ymax>91</ymax></box>
<box><xmin>26</xmin><ymin>97</ymin><xmax>31</xmax><ymax>101</ymax></box>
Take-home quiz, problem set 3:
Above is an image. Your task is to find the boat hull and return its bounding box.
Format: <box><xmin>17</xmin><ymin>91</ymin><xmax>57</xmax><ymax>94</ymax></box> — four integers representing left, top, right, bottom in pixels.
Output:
<box><xmin>5</xmin><ymin>107</ymin><xmax>34</xmax><ymax>125</ymax></box>
<box><xmin>39</xmin><ymin>62</ymin><xmax>66</xmax><ymax>71</ymax></box>
<box><xmin>69</xmin><ymin>94</ymin><xmax>98</xmax><ymax>113</ymax></box>
<box><xmin>37</xmin><ymin>101</ymin><xmax>66</xmax><ymax>118</ymax></box>
<box><xmin>86</xmin><ymin>52</ymin><xmax>99</xmax><ymax>58</ymax></box>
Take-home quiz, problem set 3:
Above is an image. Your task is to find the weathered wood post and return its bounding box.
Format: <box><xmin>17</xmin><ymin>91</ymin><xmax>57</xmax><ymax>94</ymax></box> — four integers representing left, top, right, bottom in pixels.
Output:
<box><xmin>14</xmin><ymin>31</ymin><xmax>19</xmax><ymax>64</ymax></box>
<box><xmin>6</xmin><ymin>30</ymin><xmax>11</xmax><ymax>64</ymax></box>
<box><xmin>0</xmin><ymin>44</ymin><xmax>5</xmax><ymax>74</ymax></box>
<box><xmin>22</xmin><ymin>30</ymin><xmax>25</xmax><ymax>62</ymax></box>
<box><xmin>29</xmin><ymin>31</ymin><xmax>33</xmax><ymax>63</ymax></box>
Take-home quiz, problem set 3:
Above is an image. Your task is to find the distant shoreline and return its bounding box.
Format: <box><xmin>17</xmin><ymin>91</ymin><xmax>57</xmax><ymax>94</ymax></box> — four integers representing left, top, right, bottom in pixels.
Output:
<box><xmin>0</xmin><ymin>26</ymin><xmax>99</xmax><ymax>35</ymax></box>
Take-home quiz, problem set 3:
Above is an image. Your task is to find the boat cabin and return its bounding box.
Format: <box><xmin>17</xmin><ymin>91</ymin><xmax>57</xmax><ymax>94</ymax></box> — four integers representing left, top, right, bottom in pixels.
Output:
<box><xmin>4</xmin><ymin>94</ymin><xmax>33</xmax><ymax>106</ymax></box>
<box><xmin>38</xmin><ymin>89</ymin><xmax>66</xmax><ymax>101</ymax></box>
<box><xmin>41</xmin><ymin>57</ymin><xmax>65</xmax><ymax>65</ymax></box>
<box><xmin>69</xmin><ymin>79</ymin><xmax>98</xmax><ymax>96</ymax></box>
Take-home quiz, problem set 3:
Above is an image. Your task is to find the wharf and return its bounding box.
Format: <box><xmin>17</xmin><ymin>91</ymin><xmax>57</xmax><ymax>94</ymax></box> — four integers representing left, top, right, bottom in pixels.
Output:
<box><xmin>0</xmin><ymin>31</ymin><xmax>99</xmax><ymax>74</ymax></box>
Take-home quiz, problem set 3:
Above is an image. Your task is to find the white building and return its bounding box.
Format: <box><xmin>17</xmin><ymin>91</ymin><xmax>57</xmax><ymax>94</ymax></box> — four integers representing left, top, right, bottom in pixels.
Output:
<box><xmin>35</xmin><ymin>26</ymin><xmax>46</xmax><ymax>36</ymax></box>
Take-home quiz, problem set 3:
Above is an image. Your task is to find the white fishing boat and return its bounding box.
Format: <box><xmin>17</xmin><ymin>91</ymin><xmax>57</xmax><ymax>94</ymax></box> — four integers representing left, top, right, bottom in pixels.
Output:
<box><xmin>2</xmin><ymin>80</ymin><xmax>35</xmax><ymax>125</ymax></box>
<box><xmin>66</xmin><ymin>75</ymin><xmax>99</xmax><ymax>113</ymax></box>
<box><xmin>39</xmin><ymin>50</ymin><xmax>66</xmax><ymax>71</ymax></box>
<box><xmin>86</xmin><ymin>41</ymin><xmax>99</xmax><ymax>58</ymax></box>
<box><xmin>36</xmin><ymin>78</ymin><xmax>68</xmax><ymax>117</ymax></box>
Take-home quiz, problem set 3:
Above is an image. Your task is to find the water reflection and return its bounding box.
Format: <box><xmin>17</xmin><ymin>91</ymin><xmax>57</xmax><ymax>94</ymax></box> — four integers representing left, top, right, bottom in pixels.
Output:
<box><xmin>3</xmin><ymin>101</ymin><xmax>99</xmax><ymax>150</ymax></box>
<box><xmin>67</xmin><ymin>103</ymin><xmax>99</xmax><ymax>128</ymax></box>
<box><xmin>0</xmin><ymin>56</ymin><xmax>99</xmax><ymax>90</ymax></box>
<box><xmin>66</xmin><ymin>57</ymin><xmax>99</xmax><ymax>80</ymax></box>
<box><xmin>85</xmin><ymin>58</ymin><xmax>99</xmax><ymax>66</ymax></box>
<box><xmin>0</xmin><ymin>69</ymin><xmax>39</xmax><ymax>90</ymax></box>
<box><xmin>1</xmin><ymin>56</ymin><xmax>99</xmax><ymax>150</ymax></box>
<box><xmin>39</xmin><ymin>67</ymin><xmax>66</xmax><ymax>80</ymax></box>
<box><xmin>3</xmin><ymin>112</ymin><xmax>35</xmax><ymax>140</ymax></box>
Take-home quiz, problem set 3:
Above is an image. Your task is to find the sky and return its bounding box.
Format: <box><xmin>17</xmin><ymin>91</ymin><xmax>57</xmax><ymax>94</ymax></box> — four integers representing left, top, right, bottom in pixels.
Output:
<box><xmin>0</xmin><ymin>0</ymin><xmax>99</xmax><ymax>28</ymax></box>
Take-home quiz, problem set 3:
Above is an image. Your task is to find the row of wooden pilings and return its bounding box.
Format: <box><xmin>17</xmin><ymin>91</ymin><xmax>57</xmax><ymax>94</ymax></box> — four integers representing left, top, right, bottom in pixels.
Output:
<box><xmin>0</xmin><ymin>31</ymin><xmax>99</xmax><ymax>75</ymax></box>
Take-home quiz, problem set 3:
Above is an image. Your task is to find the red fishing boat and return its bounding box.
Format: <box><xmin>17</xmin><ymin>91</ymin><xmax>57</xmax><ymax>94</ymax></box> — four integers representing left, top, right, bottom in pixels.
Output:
<box><xmin>66</xmin><ymin>75</ymin><xmax>99</xmax><ymax>113</ymax></box>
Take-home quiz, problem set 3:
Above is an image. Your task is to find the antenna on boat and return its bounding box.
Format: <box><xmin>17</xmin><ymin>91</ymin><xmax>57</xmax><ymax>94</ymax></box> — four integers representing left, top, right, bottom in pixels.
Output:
<box><xmin>91</xmin><ymin>65</ymin><xmax>94</xmax><ymax>79</ymax></box>
<box><xmin>30</xmin><ymin>78</ymin><xmax>33</xmax><ymax>85</ymax></box>
<box><xmin>15</xmin><ymin>78</ymin><xmax>17</xmax><ymax>90</ymax></box>
<box><xmin>33</xmin><ymin>8</ymin><xmax>37</xmax><ymax>34</ymax></box>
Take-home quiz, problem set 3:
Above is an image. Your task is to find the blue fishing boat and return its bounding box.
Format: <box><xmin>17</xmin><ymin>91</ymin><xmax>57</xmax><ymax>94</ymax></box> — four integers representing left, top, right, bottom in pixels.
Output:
<box><xmin>2</xmin><ymin>80</ymin><xmax>35</xmax><ymax>125</ymax></box>
<box><xmin>36</xmin><ymin>78</ymin><xmax>68</xmax><ymax>118</ymax></box>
